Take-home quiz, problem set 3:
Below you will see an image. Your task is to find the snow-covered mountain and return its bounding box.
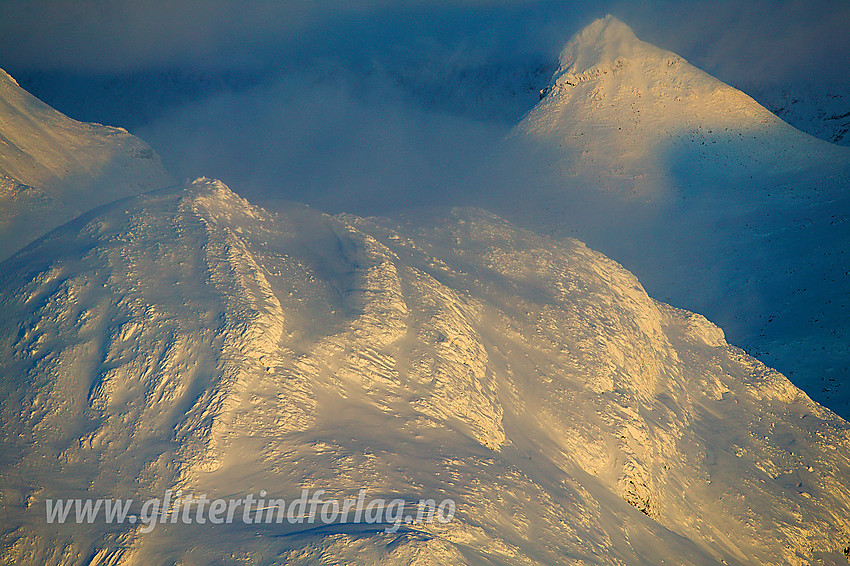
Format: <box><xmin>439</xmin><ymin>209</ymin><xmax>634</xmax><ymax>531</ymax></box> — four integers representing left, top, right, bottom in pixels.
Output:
<box><xmin>10</xmin><ymin>53</ymin><xmax>847</xmax><ymax>149</ymax></box>
<box><xmin>2</xmin><ymin>178</ymin><xmax>850</xmax><ymax>565</ymax></box>
<box><xmin>504</xmin><ymin>16</ymin><xmax>850</xmax><ymax>416</ymax></box>
<box><xmin>516</xmin><ymin>16</ymin><xmax>849</xmax><ymax>196</ymax></box>
<box><xmin>752</xmin><ymin>85</ymin><xmax>850</xmax><ymax>147</ymax></box>
<box><xmin>0</xmin><ymin>69</ymin><xmax>172</xmax><ymax>261</ymax></box>
<box><xmin>2</xmin><ymin>15</ymin><xmax>850</xmax><ymax>566</ymax></box>
<box><xmin>9</xmin><ymin>68</ymin><xmax>264</xmax><ymax>132</ymax></box>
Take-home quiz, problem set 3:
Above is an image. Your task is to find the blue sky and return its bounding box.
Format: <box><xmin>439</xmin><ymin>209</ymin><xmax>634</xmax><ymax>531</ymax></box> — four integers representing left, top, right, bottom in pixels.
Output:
<box><xmin>0</xmin><ymin>0</ymin><xmax>847</xmax><ymax>89</ymax></box>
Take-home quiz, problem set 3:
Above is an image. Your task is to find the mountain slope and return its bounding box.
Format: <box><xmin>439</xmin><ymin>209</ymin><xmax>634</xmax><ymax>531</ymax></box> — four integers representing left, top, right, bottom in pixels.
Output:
<box><xmin>2</xmin><ymin>179</ymin><xmax>850</xmax><ymax>565</ymax></box>
<box><xmin>752</xmin><ymin>85</ymin><xmax>850</xmax><ymax>147</ymax></box>
<box><xmin>504</xmin><ymin>16</ymin><xmax>850</xmax><ymax>416</ymax></box>
<box><xmin>517</xmin><ymin>16</ymin><xmax>849</xmax><ymax>196</ymax></box>
<box><xmin>0</xmin><ymin>68</ymin><xmax>172</xmax><ymax>260</ymax></box>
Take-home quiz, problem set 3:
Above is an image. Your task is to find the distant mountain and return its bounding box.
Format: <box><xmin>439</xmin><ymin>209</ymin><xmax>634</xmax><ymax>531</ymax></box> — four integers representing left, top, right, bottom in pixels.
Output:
<box><xmin>517</xmin><ymin>16</ymin><xmax>847</xmax><ymax>195</ymax></box>
<box><xmin>1</xmin><ymin>18</ymin><xmax>849</xmax><ymax>566</ymax></box>
<box><xmin>504</xmin><ymin>16</ymin><xmax>850</xmax><ymax>416</ymax></box>
<box><xmin>2</xmin><ymin>178</ymin><xmax>849</xmax><ymax>565</ymax></box>
<box><xmin>0</xmin><ymin>69</ymin><xmax>172</xmax><ymax>260</ymax></box>
<box><xmin>11</xmin><ymin>56</ymin><xmax>848</xmax><ymax>149</ymax></box>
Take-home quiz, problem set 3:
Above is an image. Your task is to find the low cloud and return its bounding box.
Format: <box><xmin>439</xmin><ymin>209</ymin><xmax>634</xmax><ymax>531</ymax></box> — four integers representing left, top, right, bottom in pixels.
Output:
<box><xmin>2</xmin><ymin>0</ymin><xmax>846</xmax><ymax>90</ymax></box>
<box><xmin>3</xmin><ymin>0</ymin><xmax>847</xmax><ymax>218</ymax></box>
<box><xmin>136</xmin><ymin>67</ymin><xmax>511</xmax><ymax>214</ymax></box>
<box><xmin>612</xmin><ymin>0</ymin><xmax>850</xmax><ymax>88</ymax></box>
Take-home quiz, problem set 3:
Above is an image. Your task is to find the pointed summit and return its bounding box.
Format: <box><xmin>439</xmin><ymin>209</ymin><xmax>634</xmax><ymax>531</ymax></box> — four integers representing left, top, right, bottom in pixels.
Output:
<box><xmin>4</xmin><ymin>178</ymin><xmax>850</xmax><ymax>564</ymax></box>
<box><xmin>507</xmin><ymin>17</ymin><xmax>850</xmax><ymax>423</ymax></box>
<box><xmin>520</xmin><ymin>15</ymin><xmax>847</xmax><ymax>193</ymax></box>
<box><xmin>536</xmin><ymin>14</ymin><xmax>746</xmax><ymax>119</ymax></box>
<box><xmin>554</xmin><ymin>15</ymin><xmax>666</xmax><ymax>81</ymax></box>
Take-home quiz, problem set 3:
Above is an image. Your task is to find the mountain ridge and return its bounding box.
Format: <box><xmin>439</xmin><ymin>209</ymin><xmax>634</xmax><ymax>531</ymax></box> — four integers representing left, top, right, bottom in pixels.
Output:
<box><xmin>501</xmin><ymin>16</ymin><xmax>850</xmax><ymax>417</ymax></box>
<box><xmin>520</xmin><ymin>16</ymin><xmax>849</xmax><ymax>199</ymax></box>
<box><xmin>0</xmin><ymin>68</ymin><xmax>172</xmax><ymax>261</ymax></box>
<box><xmin>2</xmin><ymin>178</ymin><xmax>850</xmax><ymax>564</ymax></box>
<box><xmin>1</xmin><ymin>16</ymin><xmax>850</xmax><ymax>566</ymax></box>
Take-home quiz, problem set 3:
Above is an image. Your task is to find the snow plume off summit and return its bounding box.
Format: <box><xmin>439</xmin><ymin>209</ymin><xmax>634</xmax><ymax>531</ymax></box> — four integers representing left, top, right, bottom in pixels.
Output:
<box><xmin>506</xmin><ymin>16</ymin><xmax>850</xmax><ymax>417</ymax></box>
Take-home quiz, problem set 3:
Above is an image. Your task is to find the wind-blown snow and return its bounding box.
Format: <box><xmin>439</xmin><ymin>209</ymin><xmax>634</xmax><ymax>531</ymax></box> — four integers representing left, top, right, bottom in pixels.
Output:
<box><xmin>0</xmin><ymin>68</ymin><xmax>172</xmax><ymax>261</ymax></box>
<box><xmin>517</xmin><ymin>16</ymin><xmax>848</xmax><ymax>196</ymax></box>
<box><xmin>1</xmin><ymin>14</ymin><xmax>849</xmax><ymax>566</ymax></box>
<box><xmin>506</xmin><ymin>15</ymin><xmax>850</xmax><ymax>417</ymax></box>
<box><xmin>2</xmin><ymin>179</ymin><xmax>849</xmax><ymax>565</ymax></box>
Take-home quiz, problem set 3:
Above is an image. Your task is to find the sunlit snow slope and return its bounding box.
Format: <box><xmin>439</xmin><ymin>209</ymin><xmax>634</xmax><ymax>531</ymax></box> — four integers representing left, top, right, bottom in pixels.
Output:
<box><xmin>508</xmin><ymin>16</ymin><xmax>850</xmax><ymax>416</ymax></box>
<box><xmin>0</xmin><ymin>69</ymin><xmax>172</xmax><ymax>261</ymax></box>
<box><xmin>2</xmin><ymin>179</ymin><xmax>850</xmax><ymax>565</ymax></box>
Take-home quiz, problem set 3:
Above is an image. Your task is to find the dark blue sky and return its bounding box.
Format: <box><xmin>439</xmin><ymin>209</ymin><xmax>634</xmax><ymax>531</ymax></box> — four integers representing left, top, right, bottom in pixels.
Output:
<box><xmin>0</xmin><ymin>0</ymin><xmax>847</xmax><ymax>89</ymax></box>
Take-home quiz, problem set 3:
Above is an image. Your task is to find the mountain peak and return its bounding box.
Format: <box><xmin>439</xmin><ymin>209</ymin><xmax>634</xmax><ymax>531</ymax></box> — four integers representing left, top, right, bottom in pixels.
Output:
<box><xmin>521</xmin><ymin>16</ymin><xmax>845</xmax><ymax>186</ymax></box>
<box><xmin>552</xmin><ymin>15</ymin><xmax>680</xmax><ymax>86</ymax></box>
<box><xmin>4</xmin><ymin>177</ymin><xmax>850</xmax><ymax>564</ymax></box>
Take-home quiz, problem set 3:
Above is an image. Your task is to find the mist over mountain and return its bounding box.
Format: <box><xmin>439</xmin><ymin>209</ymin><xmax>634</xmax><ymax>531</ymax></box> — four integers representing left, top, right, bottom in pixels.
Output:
<box><xmin>753</xmin><ymin>86</ymin><xmax>850</xmax><ymax>146</ymax></box>
<box><xmin>502</xmin><ymin>16</ymin><xmax>850</xmax><ymax>417</ymax></box>
<box><xmin>9</xmin><ymin>42</ymin><xmax>849</xmax><ymax>153</ymax></box>
<box><xmin>6</xmin><ymin>0</ymin><xmax>848</xmax><ymax>152</ymax></box>
<box><xmin>0</xmin><ymin>7</ymin><xmax>849</xmax><ymax>566</ymax></box>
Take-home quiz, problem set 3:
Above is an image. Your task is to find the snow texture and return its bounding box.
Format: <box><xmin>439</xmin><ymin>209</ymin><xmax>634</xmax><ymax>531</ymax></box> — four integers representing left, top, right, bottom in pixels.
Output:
<box><xmin>510</xmin><ymin>15</ymin><xmax>850</xmax><ymax>417</ymax></box>
<box><xmin>1</xmin><ymin>15</ymin><xmax>850</xmax><ymax>566</ymax></box>
<box><xmin>0</xmin><ymin>69</ymin><xmax>172</xmax><ymax>261</ymax></box>
<box><xmin>1</xmin><ymin>179</ymin><xmax>849</xmax><ymax>565</ymax></box>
